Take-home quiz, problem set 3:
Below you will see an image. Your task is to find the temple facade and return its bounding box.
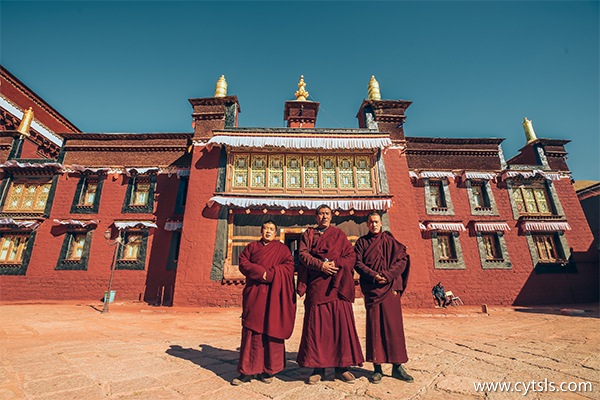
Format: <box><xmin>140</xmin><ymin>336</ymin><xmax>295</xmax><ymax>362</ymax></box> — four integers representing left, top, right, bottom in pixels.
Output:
<box><xmin>0</xmin><ymin>66</ymin><xmax>597</xmax><ymax>307</ymax></box>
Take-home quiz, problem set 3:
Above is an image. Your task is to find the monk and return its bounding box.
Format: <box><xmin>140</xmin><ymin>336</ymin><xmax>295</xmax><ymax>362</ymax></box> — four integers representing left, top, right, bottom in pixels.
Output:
<box><xmin>354</xmin><ymin>211</ymin><xmax>413</xmax><ymax>384</ymax></box>
<box><xmin>232</xmin><ymin>220</ymin><xmax>296</xmax><ymax>385</ymax></box>
<box><xmin>297</xmin><ymin>204</ymin><xmax>364</xmax><ymax>384</ymax></box>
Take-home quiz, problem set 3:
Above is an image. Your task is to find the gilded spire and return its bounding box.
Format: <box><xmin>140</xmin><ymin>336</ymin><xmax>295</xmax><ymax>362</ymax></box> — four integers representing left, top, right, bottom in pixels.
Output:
<box><xmin>294</xmin><ymin>75</ymin><xmax>309</xmax><ymax>101</ymax></box>
<box><xmin>368</xmin><ymin>75</ymin><xmax>381</xmax><ymax>100</ymax></box>
<box><xmin>17</xmin><ymin>107</ymin><xmax>34</xmax><ymax>136</ymax></box>
<box><xmin>522</xmin><ymin>117</ymin><xmax>538</xmax><ymax>143</ymax></box>
<box><xmin>214</xmin><ymin>75</ymin><xmax>227</xmax><ymax>98</ymax></box>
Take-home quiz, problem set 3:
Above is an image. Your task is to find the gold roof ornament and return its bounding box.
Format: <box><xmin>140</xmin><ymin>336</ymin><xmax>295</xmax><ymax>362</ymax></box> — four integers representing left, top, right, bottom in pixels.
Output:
<box><xmin>17</xmin><ymin>107</ymin><xmax>34</xmax><ymax>136</ymax></box>
<box><xmin>294</xmin><ymin>75</ymin><xmax>309</xmax><ymax>101</ymax></box>
<box><xmin>368</xmin><ymin>75</ymin><xmax>381</xmax><ymax>100</ymax></box>
<box><xmin>214</xmin><ymin>75</ymin><xmax>228</xmax><ymax>98</ymax></box>
<box><xmin>522</xmin><ymin>117</ymin><xmax>538</xmax><ymax>143</ymax></box>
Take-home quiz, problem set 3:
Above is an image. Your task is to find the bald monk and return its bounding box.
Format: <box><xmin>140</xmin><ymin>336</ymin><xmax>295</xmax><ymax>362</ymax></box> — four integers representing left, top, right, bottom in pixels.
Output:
<box><xmin>354</xmin><ymin>211</ymin><xmax>414</xmax><ymax>384</ymax></box>
<box><xmin>297</xmin><ymin>204</ymin><xmax>364</xmax><ymax>384</ymax></box>
<box><xmin>232</xmin><ymin>220</ymin><xmax>296</xmax><ymax>385</ymax></box>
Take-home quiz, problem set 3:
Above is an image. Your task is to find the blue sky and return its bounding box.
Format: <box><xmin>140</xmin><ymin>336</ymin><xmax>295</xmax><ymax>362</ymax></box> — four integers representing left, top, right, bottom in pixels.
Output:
<box><xmin>2</xmin><ymin>1</ymin><xmax>598</xmax><ymax>180</ymax></box>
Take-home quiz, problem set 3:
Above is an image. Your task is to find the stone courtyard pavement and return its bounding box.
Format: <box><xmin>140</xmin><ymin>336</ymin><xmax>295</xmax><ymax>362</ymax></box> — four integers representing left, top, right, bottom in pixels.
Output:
<box><xmin>0</xmin><ymin>300</ymin><xmax>598</xmax><ymax>400</ymax></box>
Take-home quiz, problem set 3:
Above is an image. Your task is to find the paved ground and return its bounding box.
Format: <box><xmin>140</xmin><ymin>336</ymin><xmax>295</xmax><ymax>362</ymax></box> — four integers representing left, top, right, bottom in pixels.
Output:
<box><xmin>0</xmin><ymin>300</ymin><xmax>598</xmax><ymax>400</ymax></box>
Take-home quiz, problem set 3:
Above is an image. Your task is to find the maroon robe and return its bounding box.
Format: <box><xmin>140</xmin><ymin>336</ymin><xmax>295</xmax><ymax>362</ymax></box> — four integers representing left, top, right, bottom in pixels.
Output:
<box><xmin>296</xmin><ymin>226</ymin><xmax>364</xmax><ymax>368</ymax></box>
<box><xmin>237</xmin><ymin>240</ymin><xmax>296</xmax><ymax>375</ymax></box>
<box><xmin>354</xmin><ymin>231</ymin><xmax>410</xmax><ymax>364</ymax></box>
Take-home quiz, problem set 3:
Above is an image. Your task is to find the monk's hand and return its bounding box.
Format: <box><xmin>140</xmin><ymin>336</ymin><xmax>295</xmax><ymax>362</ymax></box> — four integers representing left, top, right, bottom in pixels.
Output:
<box><xmin>321</xmin><ymin>261</ymin><xmax>339</xmax><ymax>275</ymax></box>
<box><xmin>375</xmin><ymin>274</ymin><xmax>387</xmax><ymax>284</ymax></box>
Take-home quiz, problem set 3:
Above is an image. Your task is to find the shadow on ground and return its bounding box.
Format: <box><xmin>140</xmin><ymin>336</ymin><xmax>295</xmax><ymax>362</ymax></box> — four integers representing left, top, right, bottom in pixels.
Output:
<box><xmin>166</xmin><ymin>344</ymin><xmax>374</xmax><ymax>384</ymax></box>
<box><xmin>514</xmin><ymin>305</ymin><xmax>600</xmax><ymax>318</ymax></box>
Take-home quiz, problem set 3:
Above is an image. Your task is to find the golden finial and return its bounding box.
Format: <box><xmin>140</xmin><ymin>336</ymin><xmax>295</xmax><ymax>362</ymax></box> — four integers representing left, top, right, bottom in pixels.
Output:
<box><xmin>214</xmin><ymin>75</ymin><xmax>228</xmax><ymax>98</ymax></box>
<box><xmin>368</xmin><ymin>75</ymin><xmax>381</xmax><ymax>100</ymax></box>
<box><xmin>17</xmin><ymin>107</ymin><xmax>34</xmax><ymax>136</ymax></box>
<box><xmin>522</xmin><ymin>117</ymin><xmax>538</xmax><ymax>143</ymax></box>
<box><xmin>294</xmin><ymin>75</ymin><xmax>309</xmax><ymax>101</ymax></box>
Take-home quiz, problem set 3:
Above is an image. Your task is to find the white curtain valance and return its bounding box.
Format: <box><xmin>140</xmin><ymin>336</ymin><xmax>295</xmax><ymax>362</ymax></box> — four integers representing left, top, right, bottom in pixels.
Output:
<box><xmin>125</xmin><ymin>167</ymin><xmax>159</xmax><ymax>176</ymax></box>
<box><xmin>501</xmin><ymin>170</ymin><xmax>561</xmax><ymax>181</ymax></box>
<box><xmin>113</xmin><ymin>221</ymin><xmax>158</xmax><ymax>230</ymax></box>
<box><xmin>463</xmin><ymin>172</ymin><xmax>498</xmax><ymax>180</ymax></box>
<box><xmin>53</xmin><ymin>219</ymin><xmax>99</xmax><ymax>227</ymax></box>
<box><xmin>164</xmin><ymin>220</ymin><xmax>183</xmax><ymax>231</ymax></box>
<box><xmin>0</xmin><ymin>160</ymin><xmax>63</xmax><ymax>170</ymax></box>
<box><xmin>70</xmin><ymin>165</ymin><xmax>111</xmax><ymax>174</ymax></box>
<box><xmin>207</xmin><ymin>135</ymin><xmax>392</xmax><ymax>150</ymax></box>
<box><xmin>474</xmin><ymin>222</ymin><xmax>511</xmax><ymax>232</ymax></box>
<box><xmin>522</xmin><ymin>221</ymin><xmax>571</xmax><ymax>232</ymax></box>
<box><xmin>0</xmin><ymin>218</ymin><xmax>40</xmax><ymax>229</ymax></box>
<box><xmin>411</xmin><ymin>171</ymin><xmax>456</xmax><ymax>179</ymax></box>
<box><xmin>423</xmin><ymin>222</ymin><xmax>466</xmax><ymax>232</ymax></box>
<box><xmin>176</xmin><ymin>169</ymin><xmax>190</xmax><ymax>178</ymax></box>
<box><xmin>208</xmin><ymin>196</ymin><xmax>393</xmax><ymax>211</ymax></box>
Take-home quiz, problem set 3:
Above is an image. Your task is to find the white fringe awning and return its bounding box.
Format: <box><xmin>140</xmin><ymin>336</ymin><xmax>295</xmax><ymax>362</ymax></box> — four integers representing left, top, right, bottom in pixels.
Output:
<box><xmin>463</xmin><ymin>171</ymin><xmax>498</xmax><ymax>180</ymax></box>
<box><xmin>409</xmin><ymin>171</ymin><xmax>420</xmax><ymax>179</ymax></box>
<box><xmin>474</xmin><ymin>222</ymin><xmax>511</xmax><ymax>232</ymax></box>
<box><xmin>164</xmin><ymin>220</ymin><xmax>183</xmax><ymax>231</ymax></box>
<box><xmin>114</xmin><ymin>221</ymin><xmax>158</xmax><ymax>230</ymax></box>
<box><xmin>208</xmin><ymin>196</ymin><xmax>393</xmax><ymax>211</ymax></box>
<box><xmin>501</xmin><ymin>170</ymin><xmax>562</xmax><ymax>181</ymax></box>
<box><xmin>176</xmin><ymin>169</ymin><xmax>190</xmax><ymax>178</ymax></box>
<box><xmin>0</xmin><ymin>160</ymin><xmax>63</xmax><ymax>170</ymax></box>
<box><xmin>522</xmin><ymin>221</ymin><xmax>571</xmax><ymax>232</ymax></box>
<box><xmin>423</xmin><ymin>222</ymin><xmax>466</xmax><ymax>232</ymax></box>
<box><xmin>412</xmin><ymin>171</ymin><xmax>456</xmax><ymax>179</ymax></box>
<box><xmin>53</xmin><ymin>219</ymin><xmax>99</xmax><ymax>227</ymax></box>
<box><xmin>0</xmin><ymin>218</ymin><xmax>40</xmax><ymax>229</ymax></box>
<box><xmin>207</xmin><ymin>134</ymin><xmax>392</xmax><ymax>150</ymax></box>
<box><xmin>70</xmin><ymin>165</ymin><xmax>111</xmax><ymax>174</ymax></box>
<box><xmin>124</xmin><ymin>167</ymin><xmax>159</xmax><ymax>176</ymax></box>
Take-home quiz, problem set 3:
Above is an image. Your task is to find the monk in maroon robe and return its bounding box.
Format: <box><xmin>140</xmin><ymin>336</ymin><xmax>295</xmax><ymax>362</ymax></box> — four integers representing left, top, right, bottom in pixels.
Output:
<box><xmin>232</xmin><ymin>220</ymin><xmax>296</xmax><ymax>386</ymax></box>
<box><xmin>354</xmin><ymin>212</ymin><xmax>414</xmax><ymax>384</ymax></box>
<box><xmin>297</xmin><ymin>204</ymin><xmax>364</xmax><ymax>384</ymax></box>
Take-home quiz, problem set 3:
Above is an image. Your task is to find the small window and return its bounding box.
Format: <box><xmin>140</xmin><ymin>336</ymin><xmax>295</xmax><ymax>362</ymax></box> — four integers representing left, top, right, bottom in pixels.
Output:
<box><xmin>132</xmin><ymin>182</ymin><xmax>150</xmax><ymax>206</ymax></box>
<box><xmin>0</xmin><ymin>234</ymin><xmax>29</xmax><ymax>263</ymax></box>
<box><xmin>121</xmin><ymin>233</ymin><xmax>142</xmax><ymax>261</ymax></box>
<box><xmin>430</xmin><ymin>181</ymin><xmax>447</xmax><ymax>208</ymax></box>
<box><xmin>532</xmin><ymin>234</ymin><xmax>562</xmax><ymax>262</ymax></box>
<box><xmin>472</xmin><ymin>182</ymin><xmax>490</xmax><ymax>209</ymax></box>
<box><xmin>80</xmin><ymin>181</ymin><xmax>98</xmax><ymax>207</ymax></box>
<box><xmin>482</xmin><ymin>233</ymin><xmax>502</xmax><ymax>260</ymax></box>
<box><xmin>66</xmin><ymin>234</ymin><xmax>87</xmax><ymax>260</ymax></box>
<box><xmin>437</xmin><ymin>234</ymin><xmax>456</xmax><ymax>260</ymax></box>
<box><xmin>123</xmin><ymin>175</ymin><xmax>155</xmax><ymax>213</ymax></box>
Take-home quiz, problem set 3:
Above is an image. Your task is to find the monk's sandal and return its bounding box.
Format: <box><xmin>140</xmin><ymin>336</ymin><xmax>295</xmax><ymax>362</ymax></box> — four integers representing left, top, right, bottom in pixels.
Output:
<box><xmin>392</xmin><ymin>365</ymin><xmax>414</xmax><ymax>383</ymax></box>
<box><xmin>370</xmin><ymin>371</ymin><xmax>383</xmax><ymax>384</ymax></box>
<box><xmin>335</xmin><ymin>370</ymin><xmax>356</xmax><ymax>384</ymax></box>
<box><xmin>259</xmin><ymin>373</ymin><xmax>274</xmax><ymax>384</ymax></box>
<box><xmin>307</xmin><ymin>368</ymin><xmax>325</xmax><ymax>385</ymax></box>
<box><xmin>231</xmin><ymin>374</ymin><xmax>253</xmax><ymax>385</ymax></box>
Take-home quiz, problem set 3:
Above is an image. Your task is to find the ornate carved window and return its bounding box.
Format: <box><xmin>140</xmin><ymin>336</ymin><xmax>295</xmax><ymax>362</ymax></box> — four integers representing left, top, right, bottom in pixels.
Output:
<box><xmin>532</xmin><ymin>234</ymin><xmax>562</xmax><ymax>262</ymax></box>
<box><xmin>115</xmin><ymin>230</ymin><xmax>149</xmax><ymax>270</ymax></box>
<box><xmin>513</xmin><ymin>185</ymin><xmax>552</xmax><ymax>215</ymax></box>
<box><xmin>3</xmin><ymin>180</ymin><xmax>51</xmax><ymax>213</ymax></box>
<box><xmin>56</xmin><ymin>230</ymin><xmax>94</xmax><ymax>270</ymax></box>
<box><xmin>227</xmin><ymin>152</ymin><xmax>377</xmax><ymax>193</ymax></box>
<box><xmin>122</xmin><ymin>175</ymin><xmax>156</xmax><ymax>214</ymax></box>
<box><xmin>71</xmin><ymin>176</ymin><xmax>104</xmax><ymax>214</ymax></box>
<box><xmin>437</xmin><ymin>234</ymin><xmax>456</xmax><ymax>260</ymax></box>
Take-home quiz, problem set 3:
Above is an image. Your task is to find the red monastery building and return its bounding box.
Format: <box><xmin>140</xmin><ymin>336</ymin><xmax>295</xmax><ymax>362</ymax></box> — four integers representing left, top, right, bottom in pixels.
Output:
<box><xmin>0</xmin><ymin>67</ymin><xmax>597</xmax><ymax>307</ymax></box>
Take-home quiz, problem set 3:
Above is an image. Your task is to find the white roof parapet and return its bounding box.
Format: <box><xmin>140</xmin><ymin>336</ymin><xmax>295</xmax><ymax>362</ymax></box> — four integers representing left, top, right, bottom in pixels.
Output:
<box><xmin>0</xmin><ymin>95</ymin><xmax>64</xmax><ymax>146</ymax></box>
<box><xmin>501</xmin><ymin>169</ymin><xmax>562</xmax><ymax>181</ymax></box>
<box><xmin>113</xmin><ymin>221</ymin><xmax>158</xmax><ymax>230</ymax></box>
<box><xmin>0</xmin><ymin>218</ymin><xmax>41</xmax><ymax>229</ymax></box>
<box><xmin>522</xmin><ymin>221</ymin><xmax>571</xmax><ymax>232</ymax></box>
<box><xmin>208</xmin><ymin>196</ymin><xmax>393</xmax><ymax>211</ymax></box>
<box><xmin>206</xmin><ymin>134</ymin><xmax>392</xmax><ymax>150</ymax></box>
<box><xmin>423</xmin><ymin>222</ymin><xmax>466</xmax><ymax>232</ymax></box>
<box><xmin>474</xmin><ymin>222</ymin><xmax>511</xmax><ymax>232</ymax></box>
